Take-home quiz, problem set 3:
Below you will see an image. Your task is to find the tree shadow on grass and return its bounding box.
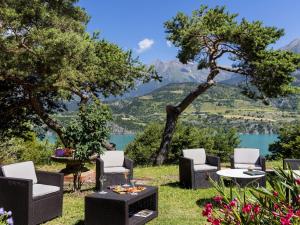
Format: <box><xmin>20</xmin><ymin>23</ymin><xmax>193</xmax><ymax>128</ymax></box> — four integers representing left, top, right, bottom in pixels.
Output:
<box><xmin>161</xmin><ymin>181</ymin><xmax>181</xmax><ymax>188</ymax></box>
<box><xmin>74</xmin><ymin>220</ymin><xmax>84</xmax><ymax>225</ymax></box>
<box><xmin>196</xmin><ymin>197</ymin><xmax>215</xmax><ymax>208</ymax></box>
<box><xmin>63</xmin><ymin>185</ymin><xmax>95</xmax><ymax>194</ymax></box>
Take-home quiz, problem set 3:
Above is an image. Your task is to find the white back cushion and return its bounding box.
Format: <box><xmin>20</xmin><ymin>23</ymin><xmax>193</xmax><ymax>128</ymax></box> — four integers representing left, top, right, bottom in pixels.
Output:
<box><xmin>101</xmin><ymin>151</ymin><xmax>124</xmax><ymax>167</ymax></box>
<box><xmin>234</xmin><ymin>148</ymin><xmax>260</xmax><ymax>164</ymax></box>
<box><xmin>183</xmin><ymin>148</ymin><xmax>206</xmax><ymax>165</ymax></box>
<box><xmin>1</xmin><ymin>161</ymin><xmax>37</xmax><ymax>184</ymax></box>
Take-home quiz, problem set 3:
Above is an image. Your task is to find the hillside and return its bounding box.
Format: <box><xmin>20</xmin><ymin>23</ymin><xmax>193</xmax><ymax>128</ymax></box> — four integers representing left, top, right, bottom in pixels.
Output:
<box><xmin>108</xmin><ymin>83</ymin><xmax>300</xmax><ymax>134</ymax></box>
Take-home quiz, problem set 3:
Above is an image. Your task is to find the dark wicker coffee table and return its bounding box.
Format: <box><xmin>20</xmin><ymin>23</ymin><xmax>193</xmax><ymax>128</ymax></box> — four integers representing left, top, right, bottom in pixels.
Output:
<box><xmin>85</xmin><ymin>186</ymin><xmax>158</xmax><ymax>225</ymax></box>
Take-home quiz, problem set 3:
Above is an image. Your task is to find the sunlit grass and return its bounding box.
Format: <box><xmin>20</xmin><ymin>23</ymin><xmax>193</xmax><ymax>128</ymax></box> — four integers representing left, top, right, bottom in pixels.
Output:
<box><xmin>40</xmin><ymin>161</ymin><xmax>281</xmax><ymax>225</ymax></box>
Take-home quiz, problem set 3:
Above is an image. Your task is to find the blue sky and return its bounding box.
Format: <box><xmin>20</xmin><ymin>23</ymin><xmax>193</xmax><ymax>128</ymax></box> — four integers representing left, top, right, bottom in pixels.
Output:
<box><xmin>78</xmin><ymin>0</ymin><xmax>300</xmax><ymax>64</ymax></box>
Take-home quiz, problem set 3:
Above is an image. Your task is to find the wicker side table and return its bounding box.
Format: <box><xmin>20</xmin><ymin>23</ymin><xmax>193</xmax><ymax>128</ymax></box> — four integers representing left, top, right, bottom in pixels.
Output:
<box><xmin>85</xmin><ymin>186</ymin><xmax>158</xmax><ymax>225</ymax></box>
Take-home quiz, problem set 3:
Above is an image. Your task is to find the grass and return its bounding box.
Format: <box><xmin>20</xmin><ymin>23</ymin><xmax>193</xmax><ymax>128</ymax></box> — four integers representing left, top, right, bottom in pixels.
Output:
<box><xmin>39</xmin><ymin>161</ymin><xmax>282</xmax><ymax>225</ymax></box>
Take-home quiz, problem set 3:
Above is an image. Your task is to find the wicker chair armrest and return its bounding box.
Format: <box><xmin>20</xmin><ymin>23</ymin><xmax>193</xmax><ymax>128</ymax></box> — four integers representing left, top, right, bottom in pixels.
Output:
<box><xmin>179</xmin><ymin>157</ymin><xmax>194</xmax><ymax>187</ymax></box>
<box><xmin>36</xmin><ymin>170</ymin><xmax>64</xmax><ymax>188</ymax></box>
<box><xmin>259</xmin><ymin>156</ymin><xmax>266</xmax><ymax>171</ymax></box>
<box><xmin>124</xmin><ymin>157</ymin><xmax>133</xmax><ymax>169</ymax></box>
<box><xmin>206</xmin><ymin>155</ymin><xmax>220</xmax><ymax>169</ymax></box>
<box><xmin>230</xmin><ymin>155</ymin><xmax>234</xmax><ymax>169</ymax></box>
<box><xmin>0</xmin><ymin>176</ymin><xmax>32</xmax><ymax>202</ymax></box>
<box><xmin>283</xmin><ymin>159</ymin><xmax>300</xmax><ymax>170</ymax></box>
<box><xmin>179</xmin><ymin>157</ymin><xmax>194</xmax><ymax>172</ymax></box>
<box><xmin>124</xmin><ymin>157</ymin><xmax>133</xmax><ymax>179</ymax></box>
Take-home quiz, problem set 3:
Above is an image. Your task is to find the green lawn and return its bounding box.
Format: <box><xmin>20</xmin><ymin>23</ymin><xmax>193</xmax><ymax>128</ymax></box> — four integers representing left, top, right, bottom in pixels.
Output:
<box><xmin>39</xmin><ymin>161</ymin><xmax>282</xmax><ymax>225</ymax></box>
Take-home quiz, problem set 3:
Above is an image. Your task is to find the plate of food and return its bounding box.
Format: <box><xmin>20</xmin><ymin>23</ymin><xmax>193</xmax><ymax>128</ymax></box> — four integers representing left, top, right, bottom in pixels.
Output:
<box><xmin>112</xmin><ymin>185</ymin><xmax>146</xmax><ymax>194</ymax></box>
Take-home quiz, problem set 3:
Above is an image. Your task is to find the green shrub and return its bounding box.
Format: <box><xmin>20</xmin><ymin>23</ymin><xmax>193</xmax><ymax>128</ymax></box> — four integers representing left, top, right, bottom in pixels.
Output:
<box><xmin>0</xmin><ymin>134</ymin><xmax>53</xmax><ymax>165</ymax></box>
<box><xmin>125</xmin><ymin>122</ymin><xmax>240</xmax><ymax>165</ymax></box>
<box><xmin>268</xmin><ymin>122</ymin><xmax>300</xmax><ymax>159</ymax></box>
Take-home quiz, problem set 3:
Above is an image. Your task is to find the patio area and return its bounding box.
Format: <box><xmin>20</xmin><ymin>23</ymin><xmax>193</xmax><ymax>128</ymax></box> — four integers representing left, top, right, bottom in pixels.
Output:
<box><xmin>37</xmin><ymin>161</ymin><xmax>281</xmax><ymax>225</ymax></box>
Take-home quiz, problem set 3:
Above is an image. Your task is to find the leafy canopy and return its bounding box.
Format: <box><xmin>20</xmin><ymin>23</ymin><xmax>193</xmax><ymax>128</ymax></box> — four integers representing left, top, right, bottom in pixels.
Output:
<box><xmin>165</xmin><ymin>5</ymin><xmax>300</xmax><ymax>100</ymax></box>
<box><xmin>0</xmin><ymin>0</ymin><xmax>157</xmax><ymax>138</ymax></box>
<box><xmin>64</xmin><ymin>101</ymin><xmax>112</xmax><ymax>161</ymax></box>
<box><xmin>268</xmin><ymin>122</ymin><xmax>300</xmax><ymax>159</ymax></box>
<box><xmin>125</xmin><ymin>122</ymin><xmax>240</xmax><ymax>165</ymax></box>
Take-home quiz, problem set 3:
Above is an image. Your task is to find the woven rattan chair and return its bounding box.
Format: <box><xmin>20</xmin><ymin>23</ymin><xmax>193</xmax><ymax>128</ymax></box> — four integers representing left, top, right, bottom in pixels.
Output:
<box><xmin>283</xmin><ymin>159</ymin><xmax>300</xmax><ymax>171</ymax></box>
<box><xmin>0</xmin><ymin>161</ymin><xmax>64</xmax><ymax>225</ymax></box>
<box><xmin>96</xmin><ymin>151</ymin><xmax>133</xmax><ymax>190</ymax></box>
<box><xmin>179</xmin><ymin>148</ymin><xmax>220</xmax><ymax>189</ymax></box>
<box><xmin>230</xmin><ymin>148</ymin><xmax>266</xmax><ymax>187</ymax></box>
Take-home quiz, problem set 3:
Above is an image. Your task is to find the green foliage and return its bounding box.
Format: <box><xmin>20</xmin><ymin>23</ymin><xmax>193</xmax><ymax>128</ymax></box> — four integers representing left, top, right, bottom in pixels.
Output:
<box><xmin>208</xmin><ymin>168</ymin><xmax>300</xmax><ymax>224</ymax></box>
<box><xmin>0</xmin><ymin>134</ymin><xmax>53</xmax><ymax>165</ymax></box>
<box><xmin>165</xmin><ymin>5</ymin><xmax>300</xmax><ymax>99</ymax></box>
<box><xmin>268</xmin><ymin>122</ymin><xmax>300</xmax><ymax>159</ymax></box>
<box><xmin>64</xmin><ymin>101</ymin><xmax>112</xmax><ymax>161</ymax></box>
<box><xmin>125</xmin><ymin>122</ymin><xmax>240</xmax><ymax>165</ymax></box>
<box><xmin>0</xmin><ymin>0</ymin><xmax>157</xmax><ymax>142</ymax></box>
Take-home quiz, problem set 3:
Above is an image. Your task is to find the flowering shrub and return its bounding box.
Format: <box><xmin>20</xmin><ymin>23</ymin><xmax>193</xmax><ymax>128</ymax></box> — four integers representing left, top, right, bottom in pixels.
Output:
<box><xmin>203</xmin><ymin>169</ymin><xmax>300</xmax><ymax>225</ymax></box>
<box><xmin>0</xmin><ymin>208</ymin><xmax>13</xmax><ymax>225</ymax></box>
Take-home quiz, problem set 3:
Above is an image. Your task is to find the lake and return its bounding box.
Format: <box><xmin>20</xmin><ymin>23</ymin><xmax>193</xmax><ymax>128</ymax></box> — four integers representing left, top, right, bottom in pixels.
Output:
<box><xmin>47</xmin><ymin>133</ymin><xmax>278</xmax><ymax>156</ymax></box>
<box><xmin>106</xmin><ymin>133</ymin><xmax>278</xmax><ymax>155</ymax></box>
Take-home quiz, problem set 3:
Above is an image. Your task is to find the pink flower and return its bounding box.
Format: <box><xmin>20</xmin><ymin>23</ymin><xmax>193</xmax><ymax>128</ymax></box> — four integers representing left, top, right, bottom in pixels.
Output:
<box><xmin>229</xmin><ymin>199</ymin><xmax>237</xmax><ymax>208</ymax></box>
<box><xmin>253</xmin><ymin>205</ymin><xmax>260</xmax><ymax>214</ymax></box>
<box><xmin>202</xmin><ymin>203</ymin><xmax>213</xmax><ymax>217</ymax></box>
<box><xmin>208</xmin><ymin>218</ymin><xmax>221</xmax><ymax>225</ymax></box>
<box><xmin>242</xmin><ymin>204</ymin><xmax>252</xmax><ymax>214</ymax></box>
<box><xmin>280</xmin><ymin>217</ymin><xmax>291</xmax><ymax>225</ymax></box>
<box><xmin>213</xmin><ymin>196</ymin><xmax>223</xmax><ymax>204</ymax></box>
<box><xmin>273</xmin><ymin>191</ymin><xmax>279</xmax><ymax>197</ymax></box>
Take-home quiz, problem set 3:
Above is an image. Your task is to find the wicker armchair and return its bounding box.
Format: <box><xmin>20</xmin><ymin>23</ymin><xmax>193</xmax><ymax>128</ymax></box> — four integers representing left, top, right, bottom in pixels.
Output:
<box><xmin>0</xmin><ymin>161</ymin><xmax>64</xmax><ymax>225</ymax></box>
<box><xmin>283</xmin><ymin>159</ymin><xmax>300</xmax><ymax>170</ymax></box>
<box><xmin>179</xmin><ymin>148</ymin><xmax>220</xmax><ymax>189</ymax></box>
<box><xmin>230</xmin><ymin>148</ymin><xmax>266</xmax><ymax>187</ymax></box>
<box><xmin>96</xmin><ymin>151</ymin><xmax>133</xmax><ymax>190</ymax></box>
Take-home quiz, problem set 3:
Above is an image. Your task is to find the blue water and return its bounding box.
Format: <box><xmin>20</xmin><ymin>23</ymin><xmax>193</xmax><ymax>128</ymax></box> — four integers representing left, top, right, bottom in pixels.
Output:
<box><xmin>239</xmin><ymin>134</ymin><xmax>278</xmax><ymax>156</ymax></box>
<box><xmin>46</xmin><ymin>133</ymin><xmax>277</xmax><ymax>155</ymax></box>
<box><xmin>110</xmin><ymin>134</ymin><xmax>135</xmax><ymax>150</ymax></box>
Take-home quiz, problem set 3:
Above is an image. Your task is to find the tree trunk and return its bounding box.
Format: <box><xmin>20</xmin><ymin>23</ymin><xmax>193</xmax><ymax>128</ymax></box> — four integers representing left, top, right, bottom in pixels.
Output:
<box><xmin>29</xmin><ymin>96</ymin><xmax>68</xmax><ymax>147</ymax></box>
<box><xmin>155</xmin><ymin>105</ymin><xmax>179</xmax><ymax>165</ymax></box>
<box><xmin>155</xmin><ymin>80</ymin><xmax>215</xmax><ymax>165</ymax></box>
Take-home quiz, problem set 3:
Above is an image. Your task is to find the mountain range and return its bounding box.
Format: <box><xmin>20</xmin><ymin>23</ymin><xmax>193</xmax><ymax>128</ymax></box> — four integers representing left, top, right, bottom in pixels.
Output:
<box><xmin>114</xmin><ymin>38</ymin><xmax>300</xmax><ymax>99</ymax></box>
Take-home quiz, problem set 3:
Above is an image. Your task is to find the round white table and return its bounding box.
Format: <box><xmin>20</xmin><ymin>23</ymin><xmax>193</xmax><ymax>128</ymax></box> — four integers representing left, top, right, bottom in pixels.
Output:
<box><xmin>217</xmin><ymin>169</ymin><xmax>266</xmax><ymax>200</ymax></box>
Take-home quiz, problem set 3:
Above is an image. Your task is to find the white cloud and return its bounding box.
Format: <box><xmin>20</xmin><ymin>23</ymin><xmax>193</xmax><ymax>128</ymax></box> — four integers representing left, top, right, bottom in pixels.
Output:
<box><xmin>166</xmin><ymin>40</ymin><xmax>173</xmax><ymax>47</ymax></box>
<box><xmin>137</xmin><ymin>38</ymin><xmax>154</xmax><ymax>53</ymax></box>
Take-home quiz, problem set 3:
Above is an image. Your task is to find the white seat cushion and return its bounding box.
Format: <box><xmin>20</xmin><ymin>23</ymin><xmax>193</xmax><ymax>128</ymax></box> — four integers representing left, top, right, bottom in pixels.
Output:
<box><xmin>183</xmin><ymin>149</ymin><xmax>206</xmax><ymax>165</ymax></box>
<box><xmin>33</xmin><ymin>184</ymin><xmax>60</xmax><ymax>197</ymax></box>
<box><xmin>1</xmin><ymin>161</ymin><xmax>38</xmax><ymax>184</ymax></box>
<box><xmin>104</xmin><ymin>167</ymin><xmax>129</xmax><ymax>173</ymax></box>
<box><xmin>234</xmin><ymin>163</ymin><xmax>262</xmax><ymax>170</ymax></box>
<box><xmin>234</xmin><ymin>148</ymin><xmax>260</xmax><ymax>164</ymax></box>
<box><xmin>101</xmin><ymin>151</ymin><xmax>124</xmax><ymax>167</ymax></box>
<box><xmin>194</xmin><ymin>164</ymin><xmax>218</xmax><ymax>171</ymax></box>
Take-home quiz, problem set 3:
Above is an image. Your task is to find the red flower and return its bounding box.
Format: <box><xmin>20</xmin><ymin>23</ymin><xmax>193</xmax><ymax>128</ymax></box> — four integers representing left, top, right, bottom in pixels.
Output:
<box><xmin>202</xmin><ymin>203</ymin><xmax>213</xmax><ymax>217</ymax></box>
<box><xmin>253</xmin><ymin>205</ymin><xmax>260</xmax><ymax>214</ymax></box>
<box><xmin>213</xmin><ymin>196</ymin><xmax>223</xmax><ymax>204</ymax></box>
<box><xmin>280</xmin><ymin>217</ymin><xmax>291</xmax><ymax>225</ymax></box>
<box><xmin>208</xmin><ymin>218</ymin><xmax>221</xmax><ymax>225</ymax></box>
<box><xmin>229</xmin><ymin>199</ymin><xmax>237</xmax><ymax>208</ymax></box>
<box><xmin>295</xmin><ymin>178</ymin><xmax>300</xmax><ymax>185</ymax></box>
<box><xmin>242</xmin><ymin>204</ymin><xmax>252</xmax><ymax>214</ymax></box>
<box><xmin>273</xmin><ymin>191</ymin><xmax>279</xmax><ymax>197</ymax></box>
